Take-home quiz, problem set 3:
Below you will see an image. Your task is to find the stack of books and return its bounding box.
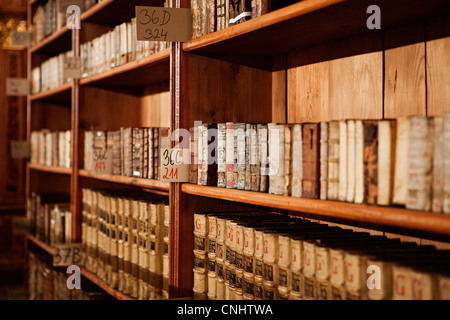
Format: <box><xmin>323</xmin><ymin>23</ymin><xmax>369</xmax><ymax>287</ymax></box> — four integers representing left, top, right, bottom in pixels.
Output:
<box><xmin>30</xmin><ymin>129</ymin><xmax>72</xmax><ymax>169</ymax></box>
<box><xmin>84</xmin><ymin>127</ymin><xmax>170</xmax><ymax>179</ymax></box>
<box><xmin>192</xmin><ymin>211</ymin><xmax>450</xmax><ymax>300</ymax></box>
<box><xmin>189</xmin><ymin>115</ymin><xmax>450</xmax><ymax>214</ymax></box>
<box><xmin>81</xmin><ymin>188</ymin><xmax>170</xmax><ymax>300</ymax></box>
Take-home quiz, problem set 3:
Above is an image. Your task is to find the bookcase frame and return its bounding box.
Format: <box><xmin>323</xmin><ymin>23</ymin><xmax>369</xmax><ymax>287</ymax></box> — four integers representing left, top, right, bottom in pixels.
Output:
<box><xmin>26</xmin><ymin>0</ymin><xmax>450</xmax><ymax>299</ymax></box>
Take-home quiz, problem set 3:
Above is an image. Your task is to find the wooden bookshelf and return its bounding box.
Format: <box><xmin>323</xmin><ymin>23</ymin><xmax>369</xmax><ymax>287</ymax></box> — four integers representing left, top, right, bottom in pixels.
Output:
<box><xmin>27</xmin><ymin>163</ymin><xmax>71</xmax><ymax>175</ymax></box>
<box><xmin>79</xmin><ymin>267</ymin><xmax>134</xmax><ymax>300</ymax></box>
<box><xmin>26</xmin><ymin>233</ymin><xmax>55</xmax><ymax>256</ymax></box>
<box><xmin>29</xmin><ymin>82</ymin><xmax>72</xmax><ymax>103</ymax></box>
<box><xmin>25</xmin><ymin>0</ymin><xmax>450</xmax><ymax>300</ymax></box>
<box><xmin>79</xmin><ymin>169</ymin><xmax>169</xmax><ymax>191</ymax></box>
<box><xmin>29</xmin><ymin>25</ymin><xmax>72</xmax><ymax>56</ymax></box>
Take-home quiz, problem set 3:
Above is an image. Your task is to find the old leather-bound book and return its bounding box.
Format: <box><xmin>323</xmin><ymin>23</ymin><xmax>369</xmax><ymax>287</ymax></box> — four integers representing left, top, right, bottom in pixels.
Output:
<box><xmin>217</xmin><ymin>123</ymin><xmax>227</xmax><ymax>188</ymax></box>
<box><xmin>189</xmin><ymin>127</ymin><xmax>199</xmax><ymax>185</ymax></box>
<box><xmin>377</xmin><ymin>120</ymin><xmax>397</xmax><ymax>206</ymax></box>
<box><xmin>338</xmin><ymin>121</ymin><xmax>347</xmax><ymax>202</ymax></box>
<box><xmin>431</xmin><ymin>117</ymin><xmax>444</xmax><ymax>213</ymax></box>
<box><xmin>302</xmin><ymin>123</ymin><xmax>320</xmax><ymax>199</ymax></box>
<box><xmin>226</xmin><ymin>122</ymin><xmax>236</xmax><ymax>189</ymax></box>
<box><xmin>291</xmin><ymin>124</ymin><xmax>303</xmax><ymax>198</ymax></box>
<box><xmin>444</xmin><ymin>113</ymin><xmax>450</xmax><ymax>214</ymax></box>
<box><xmin>268</xmin><ymin>123</ymin><xmax>285</xmax><ymax>195</ymax></box>
<box><xmin>346</xmin><ymin>120</ymin><xmax>355</xmax><ymax>202</ymax></box>
<box><xmin>327</xmin><ymin>121</ymin><xmax>339</xmax><ymax>200</ymax></box>
<box><xmin>354</xmin><ymin>120</ymin><xmax>365</xmax><ymax>204</ymax></box>
<box><xmin>363</xmin><ymin>120</ymin><xmax>378</xmax><ymax>204</ymax></box>
<box><xmin>258</xmin><ymin>124</ymin><xmax>269</xmax><ymax>192</ymax></box>
<box><xmin>319</xmin><ymin>122</ymin><xmax>328</xmax><ymax>200</ymax></box>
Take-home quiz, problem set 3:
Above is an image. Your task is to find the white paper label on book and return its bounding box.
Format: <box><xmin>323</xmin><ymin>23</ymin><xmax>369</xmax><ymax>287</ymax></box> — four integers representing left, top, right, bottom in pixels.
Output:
<box><xmin>6</xmin><ymin>77</ymin><xmax>29</xmax><ymax>96</ymax></box>
<box><xmin>11</xmin><ymin>30</ymin><xmax>32</xmax><ymax>48</ymax></box>
<box><xmin>160</xmin><ymin>148</ymin><xmax>189</xmax><ymax>182</ymax></box>
<box><xmin>10</xmin><ymin>140</ymin><xmax>31</xmax><ymax>159</ymax></box>
<box><xmin>63</xmin><ymin>56</ymin><xmax>83</xmax><ymax>79</ymax></box>
<box><xmin>92</xmin><ymin>149</ymin><xmax>113</xmax><ymax>175</ymax></box>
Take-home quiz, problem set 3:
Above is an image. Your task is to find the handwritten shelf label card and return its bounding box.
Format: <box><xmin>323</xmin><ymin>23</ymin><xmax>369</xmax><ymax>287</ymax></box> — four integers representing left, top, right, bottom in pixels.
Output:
<box><xmin>91</xmin><ymin>148</ymin><xmax>113</xmax><ymax>175</ymax></box>
<box><xmin>10</xmin><ymin>140</ymin><xmax>31</xmax><ymax>159</ymax></box>
<box><xmin>135</xmin><ymin>6</ymin><xmax>192</xmax><ymax>42</ymax></box>
<box><xmin>160</xmin><ymin>148</ymin><xmax>190</xmax><ymax>182</ymax></box>
<box><xmin>63</xmin><ymin>56</ymin><xmax>83</xmax><ymax>79</ymax></box>
<box><xmin>6</xmin><ymin>77</ymin><xmax>29</xmax><ymax>96</ymax></box>
<box><xmin>53</xmin><ymin>243</ymin><xmax>83</xmax><ymax>267</ymax></box>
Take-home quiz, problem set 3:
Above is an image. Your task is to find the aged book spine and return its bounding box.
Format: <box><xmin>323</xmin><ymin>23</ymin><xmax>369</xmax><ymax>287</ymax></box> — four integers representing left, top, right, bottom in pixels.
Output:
<box><xmin>329</xmin><ymin>247</ymin><xmax>346</xmax><ymax>300</ymax></box>
<box><xmin>142</xmin><ymin>128</ymin><xmax>149</xmax><ymax>179</ymax></box>
<box><xmin>217</xmin><ymin>124</ymin><xmax>227</xmax><ymax>188</ymax></box>
<box><xmin>234</xmin><ymin>222</ymin><xmax>245</xmax><ymax>299</ymax></box>
<box><xmin>117</xmin><ymin>197</ymin><xmax>125</xmax><ymax>293</ymax></box>
<box><xmin>303</xmin><ymin>240</ymin><xmax>316</xmax><ymax>300</ymax></box>
<box><xmin>319</xmin><ymin>122</ymin><xmax>328</xmax><ymax>200</ymax></box>
<box><xmin>205</xmin><ymin>123</ymin><xmax>218</xmax><ymax>186</ymax></box>
<box><xmin>243</xmin><ymin>225</ymin><xmax>255</xmax><ymax>300</ymax></box>
<box><xmin>327</xmin><ymin>121</ymin><xmax>339</xmax><ymax>200</ymax></box>
<box><xmin>162</xmin><ymin>203</ymin><xmax>170</xmax><ymax>299</ymax></box>
<box><xmin>338</xmin><ymin>121</ymin><xmax>348</xmax><ymax>201</ymax></box>
<box><xmin>150</xmin><ymin>203</ymin><xmax>165</xmax><ymax>299</ymax></box>
<box><xmin>207</xmin><ymin>214</ymin><xmax>217</xmax><ymax>300</ymax></box>
<box><xmin>206</xmin><ymin>0</ymin><xmax>216</xmax><ymax>33</ymax></box>
<box><xmin>263</xmin><ymin>231</ymin><xmax>278</xmax><ymax>300</ymax></box>
<box><xmin>378</xmin><ymin>120</ymin><xmax>397</xmax><ymax>206</ymax></box>
<box><xmin>392</xmin><ymin>117</ymin><xmax>410</xmax><ymax>205</ymax></box>
<box><xmin>268</xmin><ymin>123</ymin><xmax>285</xmax><ymax>195</ymax></box>
<box><xmin>315</xmin><ymin>244</ymin><xmax>331</xmax><ymax>300</ymax></box>
<box><xmin>215</xmin><ymin>216</ymin><xmax>226</xmax><ymax>299</ymax></box>
<box><xmin>236</xmin><ymin>123</ymin><xmax>246</xmax><ymax>190</ymax></box>
<box><xmin>109</xmin><ymin>196</ymin><xmax>119</xmax><ymax>289</ymax></box>
<box><xmin>153</xmin><ymin>128</ymin><xmax>160</xmax><ymax>180</ymax></box>
<box><xmin>354</xmin><ymin>120</ymin><xmax>364</xmax><ymax>204</ymax></box>
<box><xmin>258</xmin><ymin>124</ymin><xmax>269</xmax><ymax>192</ymax></box>
<box><xmin>254</xmin><ymin>229</ymin><xmax>265</xmax><ymax>300</ymax></box>
<box><xmin>91</xmin><ymin>191</ymin><xmax>99</xmax><ymax>274</ymax></box>
<box><xmin>159</xmin><ymin>128</ymin><xmax>170</xmax><ymax>181</ymax></box>
<box><xmin>104</xmin><ymin>195</ymin><xmax>113</xmax><ymax>285</ymax></box>
<box><xmin>443</xmin><ymin>113</ymin><xmax>450</xmax><ymax>214</ymax></box>
<box><xmin>302</xmin><ymin>123</ymin><xmax>320</xmax><ymax>199</ymax></box>
<box><xmin>292</xmin><ymin>123</ymin><xmax>305</xmax><ymax>198</ymax></box>
<box><xmin>148</xmin><ymin>128</ymin><xmax>154</xmax><ymax>180</ymax></box>
<box><xmin>193</xmin><ymin>212</ymin><xmax>209</xmax><ymax>299</ymax></box>
<box><xmin>346</xmin><ymin>120</ymin><xmax>356</xmax><ymax>203</ymax></box>
<box><xmin>250</xmin><ymin>124</ymin><xmax>260</xmax><ymax>192</ymax></box>
<box><xmin>123</xmin><ymin>198</ymin><xmax>132</xmax><ymax>295</ymax></box>
<box><xmin>284</xmin><ymin>125</ymin><xmax>293</xmax><ymax>196</ymax></box>
<box><xmin>226</xmin><ymin>122</ymin><xmax>235</xmax><ymax>188</ymax></box>
<box><xmin>245</xmin><ymin>124</ymin><xmax>252</xmax><ymax>191</ymax></box>
<box><xmin>225</xmin><ymin>219</ymin><xmax>237</xmax><ymax>299</ymax></box>
<box><xmin>277</xmin><ymin>234</ymin><xmax>290</xmax><ymax>299</ymax></box>
<box><xmin>406</xmin><ymin>116</ymin><xmax>433</xmax><ymax>211</ymax></box>
<box><xmin>130</xmin><ymin>199</ymin><xmax>140</xmax><ymax>298</ymax></box>
<box><xmin>289</xmin><ymin>236</ymin><xmax>302</xmax><ymax>300</ymax></box>
<box><xmin>432</xmin><ymin>117</ymin><xmax>444</xmax><ymax>213</ymax></box>
<box><xmin>363</xmin><ymin>121</ymin><xmax>378</xmax><ymax>205</ymax></box>
<box><xmin>138</xmin><ymin>200</ymin><xmax>149</xmax><ymax>300</ymax></box>
<box><xmin>132</xmin><ymin>128</ymin><xmax>143</xmax><ymax>178</ymax></box>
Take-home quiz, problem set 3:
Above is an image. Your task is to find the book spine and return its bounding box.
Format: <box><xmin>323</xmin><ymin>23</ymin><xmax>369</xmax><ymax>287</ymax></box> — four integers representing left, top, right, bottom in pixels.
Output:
<box><xmin>215</xmin><ymin>216</ymin><xmax>226</xmax><ymax>299</ymax></box>
<box><xmin>201</xmin><ymin>124</ymin><xmax>208</xmax><ymax>185</ymax></box>
<box><xmin>234</xmin><ymin>223</ymin><xmax>245</xmax><ymax>299</ymax></box>
<box><xmin>258</xmin><ymin>124</ymin><xmax>269</xmax><ymax>192</ymax></box>
<box><xmin>153</xmin><ymin>128</ymin><xmax>159</xmax><ymax>180</ymax></box>
<box><xmin>148</xmin><ymin>128</ymin><xmax>154</xmax><ymax>180</ymax></box>
<box><xmin>284</xmin><ymin>125</ymin><xmax>293</xmax><ymax>196</ymax></box>
<box><xmin>363</xmin><ymin>121</ymin><xmax>378</xmax><ymax>205</ymax></box>
<box><xmin>302</xmin><ymin>123</ymin><xmax>320</xmax><ymax>199</ymax></box>
<box><xmin>303</xmin><ymin>241</ymin><xmax>316</xmax><ymax>300</ymax></box>
<box><xmin>354</xmin><ymin>120</ymin><xmax>365</xmax><ymax>204</ymax></box>
<box><xmin>254</xmin><ymin>229</ymin><xmax>264</xmax><ymax>300</ymax></box>
<box><xmin>277</xmin><ymin>234</ymin><xmax>290</xmax><ymax>299</ymax></box>
<box><xmin>207</xmin><ymin>215</ymin><xmax>217</xmax><ymax>300</ymax></box>
<box><xmin>250</xmin><ymin>124</ymin><xmax>260</xmax><ymax>192</ymax></box>
<box><xmin>225</xmin><ymin>219</ymin><xmax>236</xmax><ymax>299</ymax></box>
<box><xmin>123</xmin><ymin>199</ymin><xmax>132</xmax><ymax>295</ymax></box>
<box><xmin>193</xmin><ymin>213</ymin><xmax>209</xmax><ymax>299</ymax></box>
<box><xmin>162</xmin><ymin>203</ymin><xmax>170</xmax><ymax>299</ymax></box>
<box><xmin>137</xmin><ymin>201</ymin><xmax>149</xmax><ymax>300</ymax></box>
<box><xmin>245</xmin><ymin>124</ymin><xmax>252</xmax><ymax>191</ymax></box>
<box><xmin>406</xmin><ymin>117</ymin><xmax>432</xmax><ymax>211</ymax></box>
<box><xmin>197</xmin><ymin>124</ymin><xmax>204</xmax><ymax>185</ymax></box>
<box><xmin>226</xmin><ymin>122</ymin><xmax>235</xmax><ymax>188</ymax></box>
<box><xmin>346</xmin><ymin>120</ymin><xmax>356</xmax><ymax>202</ymax></box>
<box><xmin>327</xmin><ymin>121</ymin><xmax>339</xmax><ymax>200</ymax></box>
<box><xmin>377</xmin><ymin>120</ymin><xmax>396</xmax><ymax>206</ymax></box>
<box><xmin>315</xmin><ymin>245</ymin><xmax>331</xmax><ymax>300</ymax></box>
<box><xmin>217</xmin><ymin>124</ymin><xmax>227</xmax><ymax>188</ymax></box>
<box><xmin>329</xmin><ymin>248</ymin><xmax>346</xmax><ymax>300</ymax></box>
<box><xmin>268</xmin><ymin>123</ymin><xmax>285</xmax><ymax>195</ymax></box>
<box><xmin>236</xmin><ymin>123</ymin><xmax>246</xmax><ymax>190</ymax></box>
<box><xmin>206</xmin><ymin>123</ymin><xmax>218</xmax><ymax>186</ymax></box>
<box><xmin>289</xmin><ymin>237</ymin><xmax>302</xmax><ymax>299</ymax></box>
<box><xmin>130</xmin><ymin>200</ymin><xmax>140</xmax><ymax>298</ymax></box>
<box><xmin>117</xmin><ymin>197</ymin><xmax>125</xmax><ymax>292</ymax></box>
<box><xmin>243</xmin><ymin>225</ymin><xmax>255</xmax><ymax>299</ymax></box>
<box><xmin>319</xmin><ymin>122</ymin><xmax>328</xmax><ymax>200</ymax></box>
<box><xmin>338</xmin><ymin>120</ymin><xmax>347</xmax><ymax>201</ymax></box>
<box><xmin>262</xmin><ymin>232</ymin><xmax>278</xmax><ymax>300</ymax></box>
<box><xmin>344</xmin><ymin>253</ymin><xmax>361</xmax><ymax>300</ymax></box>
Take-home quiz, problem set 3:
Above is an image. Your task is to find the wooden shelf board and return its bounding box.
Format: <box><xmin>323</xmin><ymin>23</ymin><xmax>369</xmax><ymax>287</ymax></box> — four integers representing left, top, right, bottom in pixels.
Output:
<box><xmin>28</xmin><ymin>163</ymin><xmax>72</xmax><ymax>175</ymax></box>
<box><xmin>30</xmin><ymin>82</ymin><xmax>72</xmax><ymax>103</ymax></box>
<box><xmin>79</xmin><ymin>169</ymin><xmax>170</xmax><ymax>191</ymax></box>
<box><xmin>26</xmin><ymin>234</ymin><xmax>55</xmax><ymax>256</ymax></box>
<box><xmin>79</xmin><ymin>266</ymin><xmax>134</xmax><ymax>300</ymax></box>
<box><xmin>181</xmin><ymin>184</ymin><xmax>450</xmax><ymax>237</ymax></box>
<box><xmin>30</xmin><ymin>26</ymin><xmax>71</xmax><ymax>56</ymax></box>
<box><xmin>182</xmin><ymin>0</ymin><xmax>450</xmax><ymax>63</ymax></box>
<box><xmin>79</xmin><ymin>49</ymin><xmax>170</xmax><ymax>91</ymax></box>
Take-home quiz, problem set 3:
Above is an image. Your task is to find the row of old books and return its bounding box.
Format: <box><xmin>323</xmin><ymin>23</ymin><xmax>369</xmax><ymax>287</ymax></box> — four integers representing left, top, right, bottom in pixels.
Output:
<box><xmin>27</xmin><ymin>192</ymin><xmax>71</xmax><ymax>246</ymax></box>
<box><xmin>193</xmin><ymin>211</ymin><xmax>450</xmax><ymax>300</ymax></box>
<box><xmin>189</xmin><ymin>115</ymin><xmax>450</xmax><ymax>214</ymax></box>
<box><xmin>31</xmin><ymin>50</ymin><xmax>74</xmax><ymax>93</ymax></box>
<box><xmin>28</xmin><ymin>251</ymin><xmax>115</xmax><ymax>300</ymax></box>
<box><xmin>191</xmin><ymin>0</ymin><xmax>299</xmax><ymax>38</ymax></box>
<box><xmin>80</xmin><ymin>17</ymin><xmax>169</xmax><ymax>79</ymax></box>
<box><xmin>84</xmin><ymin>127</ymin><xmax>170</xmax><ymax>179</ymax></box>
<box><xmin>81</xmin><ymin>188</ymin><xmax>170</xmax><ymax>299</ymax></box>
<box><xmin>30</xmin><ymin>129</ymin><xmax>72</xmax><ymax>169</ymax></box>
<box><xmin>31</xmin><ymin>0</ymin><xmax>99</xmax><ymax>46</ymax></box>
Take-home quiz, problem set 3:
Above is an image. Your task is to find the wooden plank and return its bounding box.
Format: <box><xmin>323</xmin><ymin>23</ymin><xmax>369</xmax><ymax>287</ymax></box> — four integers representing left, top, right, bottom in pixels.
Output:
<box><xmin>426</xmin><ymin>13</ymin><xmax>450</xmax><ymax>116</ymax></box>
<box><xmin>28</xmin><ymin>163</ymin><xmax>71</xmax><ymax>175</ymax></box>
<box><xmin>384</xmin><ymin>21</ymin><xmax>426</xmax><ymax>118</ymax></box>
<box><xmin>288</xmin><ymin>33</ymin><xmax>383</xmax><ymax>123</ymax></box>
<box><xmin>140</xmin><ymin>83</ymin><xmax>171</xmax><ymax>128</ymax></box>
<box><xmin>181</xmin><ymin>184</ymin><xmax>450</xmax><ymax>240</ymax></box>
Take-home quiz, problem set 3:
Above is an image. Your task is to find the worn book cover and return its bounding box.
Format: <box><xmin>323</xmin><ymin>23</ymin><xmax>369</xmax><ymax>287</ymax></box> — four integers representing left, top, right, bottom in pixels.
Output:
<box><xmin>302</xmin><ymin>123</ymin><xmax>320</xmax><ymax>199</ymax></box>
<box><xmin>378</xmin><ymin>120</ymin><xmax>397</xmax><ymax>206</ymax></box>
<box><xmin>363</xmin><ymin>121</ymin><xmax>378</xmax><ymax>204</ymax></box>
<box><xmin>327</xmin><ymin>121</ymin><xmax>339</xmax><ymax>200</ymax></box>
